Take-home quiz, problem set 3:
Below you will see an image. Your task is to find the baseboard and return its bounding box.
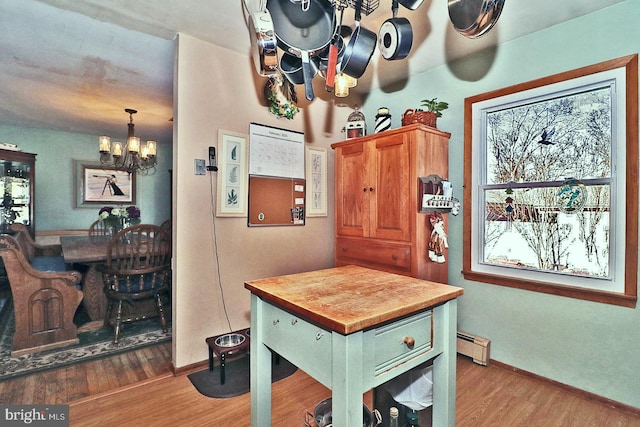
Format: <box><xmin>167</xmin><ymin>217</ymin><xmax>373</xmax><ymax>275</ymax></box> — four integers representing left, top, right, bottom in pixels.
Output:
<box><xmin>490</xmin><ymin>359</ymin><xmax>640</xmax><ymax>417</ymax></box>
<box><xmin>68</xmin><ymin>372</ymin><xmax>174</xmax><ymax>406</ymax></box>
<box><xmin>173</xmin><ymin>359</ymin><xmax>208</xmax><ymax>376</ymax></box>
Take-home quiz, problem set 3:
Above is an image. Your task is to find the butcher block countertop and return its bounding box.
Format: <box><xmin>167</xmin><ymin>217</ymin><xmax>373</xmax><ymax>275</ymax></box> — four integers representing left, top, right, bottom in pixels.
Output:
<box><xmin>245</xmin><ymin>265</ymin><xmax>464</xmax><ymax>335</ymax></box>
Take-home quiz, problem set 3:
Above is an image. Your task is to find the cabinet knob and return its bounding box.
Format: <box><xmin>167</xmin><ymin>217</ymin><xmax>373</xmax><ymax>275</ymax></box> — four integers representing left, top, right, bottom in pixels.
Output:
<box><xmin>363</xmin><ymin>187</ymin><xmax>367</xmax><ymax>192</ymax></box>
<box><xmin>391</xmin><ymin>254</ymin><xmax>397</xmax><ymax>260</ymax></box>
<box><xmin>403</xmin><ymin>336</ymin><xmax>415</xmax><ymax>349</ymax></box>
<box><xmin>369</xmin><ymin>187</ymin><xmax>374</xmax><ymax>192</ymax></box>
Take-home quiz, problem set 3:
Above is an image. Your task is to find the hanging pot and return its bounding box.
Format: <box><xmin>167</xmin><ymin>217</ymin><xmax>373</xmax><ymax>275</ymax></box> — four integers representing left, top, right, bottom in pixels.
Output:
<box><xmin>340</xmin><ymin>0</ymin><xmax>377</xmax><ymax>79</ymax></box>
<box><xmin>267</xmin><ymin>0</ymin><xmax>336</xmax><ymax>101</ymax></box>
<box><xmin>398</xmin><ymin>0</ymin><xmax>424</xmax><ymax>10</ymax></box>
<box><xmin>280</xmin><ymin>52</ymin><xmax>319</xmax><ymax>85</ymax></box>
<box><xmin>323</xmin><ymin>6</ymin><xmax>347</xmax><ymax>92</ymax></box>
<box><xmin>448</xmin><ymin>0</ymin><xmax>505</xmax><ymax>39</ymax></box>
<box><xmin>247</xmin><ymin>5</ymin><xmax>279</xmax><ymax>77</ymax></box>
<box><xmin>307</xmin><ymin>398</ymin><xmax>382</xmax><ymax>427</ymax></box>
<box><xmin>378</xmin><ymin>0</ymin><xmax>413</xmax><ymax>60</ymax></box>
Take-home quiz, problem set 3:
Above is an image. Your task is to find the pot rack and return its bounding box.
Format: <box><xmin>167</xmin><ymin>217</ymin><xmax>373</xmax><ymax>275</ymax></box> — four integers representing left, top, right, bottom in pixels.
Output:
<box><xmin>331</xmin><ymin>0</ymin><xmax>380</xmax><ymax>15</ymax></box>
<box><xmin>252</xmin><ymin>0</ymin><xmax>504</xmax><ymax>105</ymax></box>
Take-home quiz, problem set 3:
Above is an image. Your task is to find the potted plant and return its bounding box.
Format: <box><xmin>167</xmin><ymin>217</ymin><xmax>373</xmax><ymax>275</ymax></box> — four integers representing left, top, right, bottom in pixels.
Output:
<box><xmin>402</xmin><ymin>98</ymin><xmax>449</xmax><ymax>128</ymax></box>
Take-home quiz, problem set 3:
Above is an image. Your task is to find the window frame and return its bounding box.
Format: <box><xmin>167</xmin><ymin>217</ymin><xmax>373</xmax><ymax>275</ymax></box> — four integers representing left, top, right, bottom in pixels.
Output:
<box><xmin>463</xmin><ymin>55</ymin><xmax>638</xmax><ymax>307</ymax></box>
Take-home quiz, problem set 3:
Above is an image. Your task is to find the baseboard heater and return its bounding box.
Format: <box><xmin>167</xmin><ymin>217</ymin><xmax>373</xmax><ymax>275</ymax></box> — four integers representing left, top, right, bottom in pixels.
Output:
<box><xmin>456</xmin><ymin>331</ymin><xmax>490</xmax><ymax>366</ymax></box>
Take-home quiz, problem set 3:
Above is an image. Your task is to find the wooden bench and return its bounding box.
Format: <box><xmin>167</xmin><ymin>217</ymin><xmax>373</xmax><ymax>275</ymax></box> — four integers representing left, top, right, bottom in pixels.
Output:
<box><xmin>0</xmin><ymin>233</ymin><xmax>83</xmax><ymax>356</ymax></box>
<box><xmin>10</xmin><ymin>223</ymin><xmax>71</xmax><ymax>272</ymax></box>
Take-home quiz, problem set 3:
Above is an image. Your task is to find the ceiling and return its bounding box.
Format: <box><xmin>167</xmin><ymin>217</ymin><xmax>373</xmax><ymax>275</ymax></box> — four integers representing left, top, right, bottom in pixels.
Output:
<box><xmin>0</xmin><ymin>0</ymin><xmax>625</xmax><ymax>145</ymax></box>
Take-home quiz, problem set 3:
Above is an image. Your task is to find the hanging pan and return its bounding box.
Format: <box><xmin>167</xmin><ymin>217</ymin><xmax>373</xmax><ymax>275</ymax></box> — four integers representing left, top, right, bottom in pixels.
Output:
<box><xmin>340</xmin><ymin>0</ymin><xmax>377</xmax><ymax>79</ymax></box>
<box><xmin>246</xmin><ymin>0</ymin><xmax>279</xmax><ymax>76</ymax></box>
<box><xmin>323</xmin><ymin>5</ymin><xmax>346</xmax><ymax>92</ymax></box>
<box><xmin>448</xmin><ymin>0</ymin><xmax>505</xmax><ymax>39</ymax></box>
<box><xmin>378</xmin><ymin>0</ymin><xmax>413</xmax><ymax>60</ymax></box>
<box><xmin>267</xmin><ymin>0</ymin><xmax>336</xmax><ymax>101</ymax></box>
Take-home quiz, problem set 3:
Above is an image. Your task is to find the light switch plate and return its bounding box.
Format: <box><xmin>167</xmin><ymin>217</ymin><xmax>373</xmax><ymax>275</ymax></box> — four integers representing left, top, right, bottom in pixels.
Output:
<box><xmin>194</xmin><ymin>159</ymin><xmax>206</xmax><ymax>175</ymax></box>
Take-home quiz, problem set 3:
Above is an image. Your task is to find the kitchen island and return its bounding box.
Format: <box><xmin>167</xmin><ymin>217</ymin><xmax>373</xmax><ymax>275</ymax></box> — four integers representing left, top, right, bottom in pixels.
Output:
<box><xmin>245</xmin><ymin>265</ymin><xmax>464</xmax><ymax>426</ymax></box>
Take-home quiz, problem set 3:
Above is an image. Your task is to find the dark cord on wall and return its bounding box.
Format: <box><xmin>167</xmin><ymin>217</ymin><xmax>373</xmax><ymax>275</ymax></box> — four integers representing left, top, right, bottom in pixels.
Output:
<box><xmin>210</xmin><ymin>172</ymin><xmax>233</xmax><ymax>332</ymax></box>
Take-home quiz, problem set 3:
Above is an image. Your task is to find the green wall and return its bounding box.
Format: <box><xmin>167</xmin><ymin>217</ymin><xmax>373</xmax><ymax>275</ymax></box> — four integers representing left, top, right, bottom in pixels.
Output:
<box><xmin>0</xmin><ymin>124</ymin><xmax>172</xmax><ymax>231</ymax></box>
<box><xmin>363</xmin><ymin>0</ymin><xmax>640</xmax><ymax>409</ymax></box>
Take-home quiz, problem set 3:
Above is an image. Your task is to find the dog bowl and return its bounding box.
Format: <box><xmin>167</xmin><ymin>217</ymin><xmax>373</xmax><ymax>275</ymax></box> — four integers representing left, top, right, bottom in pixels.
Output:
<box><xmin>214</xmin><ymin>333</ymin><xmax>246</xmax><ymax>348</ymax></box>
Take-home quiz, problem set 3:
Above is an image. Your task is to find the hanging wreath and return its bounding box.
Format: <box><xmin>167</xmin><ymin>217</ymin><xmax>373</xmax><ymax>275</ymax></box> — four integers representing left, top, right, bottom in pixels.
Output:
<box><xmin>264</xmin><ymin>75</ymin><xmax>299</xmax><ymax>120</ymax></box>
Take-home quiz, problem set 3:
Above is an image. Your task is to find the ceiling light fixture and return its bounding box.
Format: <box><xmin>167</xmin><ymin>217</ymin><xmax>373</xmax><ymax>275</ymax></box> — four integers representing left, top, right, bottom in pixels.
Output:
<box><xmin>99</xmin><ymin>108</ymin><xmax>157</xmax><ymax>175</ymax></box>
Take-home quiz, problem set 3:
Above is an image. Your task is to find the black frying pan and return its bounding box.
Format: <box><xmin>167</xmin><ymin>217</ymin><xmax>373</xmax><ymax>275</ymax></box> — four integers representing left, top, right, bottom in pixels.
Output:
<box><xmin>267</xmin><ymin>0</ymin><xmax>336</xmax><ymax>101</ymax></box>
<box><xmin>340</xmin><ymin>0</ymin><xmax>377</xmax><ymax>79</ymax></box>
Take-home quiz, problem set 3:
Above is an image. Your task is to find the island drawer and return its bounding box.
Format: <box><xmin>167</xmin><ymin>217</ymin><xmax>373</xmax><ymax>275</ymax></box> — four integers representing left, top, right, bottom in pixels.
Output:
<box><xmin>372</xmin><ymin>310</ymin><xmax>432</xmax><ymax>376</ymax></box>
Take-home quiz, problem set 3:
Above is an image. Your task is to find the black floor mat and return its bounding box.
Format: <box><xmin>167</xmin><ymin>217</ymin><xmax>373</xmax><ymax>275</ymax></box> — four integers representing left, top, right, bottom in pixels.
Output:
<box><xmin>188</xmin><ymin>355</ymin><xmax>297</xmax><ymax>398</ymax></box>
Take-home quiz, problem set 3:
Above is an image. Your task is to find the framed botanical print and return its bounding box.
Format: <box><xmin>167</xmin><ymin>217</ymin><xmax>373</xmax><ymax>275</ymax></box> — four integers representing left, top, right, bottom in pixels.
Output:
<box><xmin>216</xmin><ymin>130</ymin><xmax>248</xmax><ymax>217</ymax></box>
<box><xmin>305</xmin><ymin>146</ymin><xmax>327</xmax><ymax>217</ymax></box>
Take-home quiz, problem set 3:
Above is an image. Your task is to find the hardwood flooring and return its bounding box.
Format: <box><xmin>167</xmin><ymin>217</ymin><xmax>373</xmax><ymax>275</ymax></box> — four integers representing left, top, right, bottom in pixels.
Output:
<box><xmin>0</xmin><ymin>342</ymin><xmax>172</xmax><ymax>405</ymax></box>
<box><xmin>2</xmin><ymin>348</ymin><xmax>639</xmax><ymax>426</ymax></box>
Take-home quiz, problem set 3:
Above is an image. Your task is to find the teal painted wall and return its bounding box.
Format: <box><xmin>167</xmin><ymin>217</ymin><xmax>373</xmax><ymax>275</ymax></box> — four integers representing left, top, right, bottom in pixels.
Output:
<box><xmin>0</xmin><ymin>124</ymin><xmax>172</xmax><ymax>230</ymax></box>
<box><xmin>363</xmin><ymin>1</ymin><xmax>640</xmax><ymax>409</ymax></box>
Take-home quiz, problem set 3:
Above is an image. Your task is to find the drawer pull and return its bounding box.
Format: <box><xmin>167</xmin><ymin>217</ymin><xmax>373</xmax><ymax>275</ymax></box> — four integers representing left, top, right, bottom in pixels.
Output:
<box><xmin>273</xmin><ymin>319</ymin><xmax>279</xmax><ymax>325</ymax></box>
<box><xmin>291</xmin><ymin>319</ymin><xmax>298</xmax><ymax>325</ymax></box>
<box><xmin>403</xmin><ymin>336</ymin><xmax>415</xmax><ymax>349</ymax></box>
<box><xmin>316</xmin><ymin>331</ymin><xmax>325</xmax><ymax>340</ymax></box>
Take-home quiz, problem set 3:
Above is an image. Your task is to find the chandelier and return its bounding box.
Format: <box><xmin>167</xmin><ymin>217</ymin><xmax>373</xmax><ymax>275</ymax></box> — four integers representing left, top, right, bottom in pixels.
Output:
<box><xmin>99</xmin><ymin>108</ymin><xmax>157</xmax><ymax>175</ymax></box>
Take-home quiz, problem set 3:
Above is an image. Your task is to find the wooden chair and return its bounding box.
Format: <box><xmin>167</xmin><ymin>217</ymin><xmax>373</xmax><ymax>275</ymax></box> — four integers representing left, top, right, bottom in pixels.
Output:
<box><xmin>160</xmin><ymin>219</ymin><xmax>171</xmax><ymax>235</ymax></box>
<box><xmin>0</xmin><ymin>234</ymin><xmax>83</xmax><ymax>356</ymax></box>
<box><xmin>88</xmin><ymin>219</ymin><xmax>109</xmax><ymax>236</ymax></box>
<box><xmin>99</xmin><ymin>224</ymin><xmax>171</xmax><ymax>344</ymax></box>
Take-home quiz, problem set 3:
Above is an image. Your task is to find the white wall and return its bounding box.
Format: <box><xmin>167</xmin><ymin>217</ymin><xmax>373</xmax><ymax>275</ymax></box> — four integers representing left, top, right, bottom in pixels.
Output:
<box><xmin>172</xmin><ymin>33</ymin><xmax>355</xmax><ymax>368</ymax></box>
<box><xmin>363</xmin><ymin>0</ymin><xmax>640</xmax><ymax>409</ymax></box>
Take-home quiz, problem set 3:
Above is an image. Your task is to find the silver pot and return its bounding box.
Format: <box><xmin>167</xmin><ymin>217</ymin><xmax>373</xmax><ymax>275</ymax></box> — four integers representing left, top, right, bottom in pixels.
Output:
<box><xmin>306</xmin><ymin>398</ymin><xmax>381</xmax><ymax>427</ymax></box>
<box><xmin>448</xmin><ymin>0</ymin><xmax>505</xmax><ymax>39</ymax></box>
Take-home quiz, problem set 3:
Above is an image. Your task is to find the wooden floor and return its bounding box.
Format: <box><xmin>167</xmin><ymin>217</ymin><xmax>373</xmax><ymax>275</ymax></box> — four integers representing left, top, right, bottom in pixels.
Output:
<box><xmin>2</xmin><ymin>346</ymin><xmax>639</xmax><ymax>426</ymax></box>
<box><xmin>0</xmin><ymin>342</ymin><xmax>173</xmax><ymax>405</ymax></box>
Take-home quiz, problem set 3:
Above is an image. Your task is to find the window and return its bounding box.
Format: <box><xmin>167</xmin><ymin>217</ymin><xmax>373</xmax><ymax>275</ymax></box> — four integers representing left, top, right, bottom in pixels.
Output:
<box><xmin>463</xmin><ymin>55</ymin><xmax>638</xmax><ymax>307</ymax></box>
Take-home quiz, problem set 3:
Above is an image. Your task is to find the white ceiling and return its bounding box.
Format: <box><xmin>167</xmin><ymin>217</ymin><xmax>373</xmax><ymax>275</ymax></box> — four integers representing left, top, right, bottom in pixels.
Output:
<box><xmin>0</xmin><ymin>0</ymin><xmax>625</xmax><ymax>144</ymax></box>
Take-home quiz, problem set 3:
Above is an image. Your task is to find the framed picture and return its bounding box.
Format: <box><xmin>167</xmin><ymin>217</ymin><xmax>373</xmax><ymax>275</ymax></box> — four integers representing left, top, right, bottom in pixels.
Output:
<box><xmin>75</xmin><ymin>160</ymin><xmax>136</xmax><ymax>207</ymax></box>
<box><xmin>216</xmin><ymin>130</ymin><xmax>248</xmax><ymax>217</ymax></box>
<box><xmin>305</xmin><ymin>146</ymin><xmax>327</xmax><ymax>217</ymax></box>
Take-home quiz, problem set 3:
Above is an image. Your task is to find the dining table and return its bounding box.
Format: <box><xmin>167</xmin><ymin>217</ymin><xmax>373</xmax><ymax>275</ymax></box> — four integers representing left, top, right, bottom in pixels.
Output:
<box><xmin>60</xmin><ymin>234</ymin><xmax>112</xmax><ymax>322</ymax></box>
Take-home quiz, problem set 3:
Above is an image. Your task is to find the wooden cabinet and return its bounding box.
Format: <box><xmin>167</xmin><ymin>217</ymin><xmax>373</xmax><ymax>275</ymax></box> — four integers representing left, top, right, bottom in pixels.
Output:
<box><xmin>0</xmin><ymin>149</ymin><xmax>36</xmax><ymax>236</ymax></box>
<box><xmin>332</xmin><ymin>124</ymin><xmax>450</xmax><ymax>283</ymax></box>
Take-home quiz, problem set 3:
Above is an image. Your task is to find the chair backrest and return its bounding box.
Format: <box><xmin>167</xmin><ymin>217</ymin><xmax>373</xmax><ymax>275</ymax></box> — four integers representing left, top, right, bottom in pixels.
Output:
<box><xmin>10</xmin><ymin>223</ymin><xmax>36</xmax><ymax>260</ymax></box>
<box><xmin>105</xmin><ymin>224</ymin><xmax>171</xmax><ymax>273</ymax></box>
<box><xmin>102</xmin><ymin>224</ymin><xmax>171</xmax><ymax>295</ymax></box>
<box><xmin>160</xmin><ymin>219</ymin><xmax>171</xmax><ymax>234</ymax></box>
<box><xmin>88</xmin><ymin>219</ymin><xmax>109</xmax><ymax>236</ymax></box>
<box><xmin>10</xmin><ymin>222</ymin><xmax>62</xmax><ymax>259</ymax></box>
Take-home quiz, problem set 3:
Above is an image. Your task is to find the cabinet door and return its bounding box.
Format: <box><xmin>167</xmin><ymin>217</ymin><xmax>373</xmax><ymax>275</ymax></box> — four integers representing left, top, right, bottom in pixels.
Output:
<box><xmin>335</xmin><ymin>142</ymin><xmax>370</xmax><ymax>237</ymax></box>
<box><xmin>369</xmin><ymin>134</ymin><xmax>411</xmax><ymax>241</ymax></box>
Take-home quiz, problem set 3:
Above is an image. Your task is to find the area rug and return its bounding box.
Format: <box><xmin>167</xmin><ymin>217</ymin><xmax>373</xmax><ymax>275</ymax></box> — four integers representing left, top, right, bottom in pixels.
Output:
<box><xmin>188</xmin><ymin>355</ymin><xmax>297</xmax><ymax>398</ymax></box>
<box><xmin>0</xmin><ymin>297</ymin><xmax>171</xmax><ymax>381</ymax></box>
